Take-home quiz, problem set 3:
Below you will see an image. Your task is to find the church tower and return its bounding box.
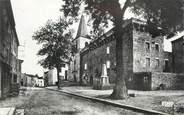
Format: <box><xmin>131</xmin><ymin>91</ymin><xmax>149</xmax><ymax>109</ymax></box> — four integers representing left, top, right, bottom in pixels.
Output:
<box><xmin>68</xmin><ymin>15</ymin><xmax>91</xmax><ymax>82</ymax></box>
<box><xmin>73</xmin><ymin>15</ymin><xmax>91</xmax><ymax>52</ymax></box>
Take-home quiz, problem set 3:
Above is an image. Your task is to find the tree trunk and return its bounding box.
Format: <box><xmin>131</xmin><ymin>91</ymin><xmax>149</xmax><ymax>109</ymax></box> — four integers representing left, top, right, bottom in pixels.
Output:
<box><xmin>110</xmin><ymin>14</ymin><xmax>128</xmax><ymax>99</ymax></box>
<box><xmin>56</xmin><ymin>67</ymin><xmax>61</xmax><ymax>89</ymax></box>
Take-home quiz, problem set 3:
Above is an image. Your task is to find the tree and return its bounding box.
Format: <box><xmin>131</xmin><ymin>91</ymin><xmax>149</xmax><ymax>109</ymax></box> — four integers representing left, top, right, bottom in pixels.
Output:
<box><xmin>33</xmin><ymin>19</ymin><xmax>72</xmax><ymax>89</ymax></box>
<box><xmin>61</xmin><ymin>0</ymin><xmax>183</xmax><ymax>99</ymax></box>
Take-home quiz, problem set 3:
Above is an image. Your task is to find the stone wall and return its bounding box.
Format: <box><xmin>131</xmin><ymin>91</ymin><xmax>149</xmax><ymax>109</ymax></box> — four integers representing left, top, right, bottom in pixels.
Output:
<box><xmin>81</xmin><ymin>39</ymin><xmax>117</xmax><ymax>84</ymax></box>
<box><xmin>151</xmin><ymin>72</ymin><xmax>184</xmax><ymax>90</ymax></box>
<box><xmin>133</xmin><ymin>30</ymin><xmax>165</xmax><ymax>72</ymax></box>
<box><xmin>131</xmin><ymin>72</ymin><xmax>184</xmax><ymax>91</ymax></box>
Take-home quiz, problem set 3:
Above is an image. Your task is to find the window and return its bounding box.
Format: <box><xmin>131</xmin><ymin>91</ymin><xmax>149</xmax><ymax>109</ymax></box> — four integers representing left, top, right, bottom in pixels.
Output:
<box><xmin>146</xmin><ymin>58</ymin><xmax>150</xmax><ymax>67</ymax></box>
<box><xmin>144</xmin><ymin>76</ymin><xmax>149</xmax><ymax>83</ymax></box>
<box><xmin>155</xmin><ymin>44</ymin><xmax>159</xmax><ymax>52</ymax></box>
<box><xmin>145</xmin><ymin>42</ymin><xmax>150</xmax><ymax>51</ymax></box>
<box><xmin>106</xmin><ymin>60</ymin><xmax>110</xmax><ymax>69</ymax></box>
<box><xmin>84</xmin><ymin>63</ymin><xmax>87</xmax><ymax>70</ymax></box>
<box><xmin>107</xmin><ymin>47</ymin><xmax>110</xmax><ymax>54</ymax></box>
<box><xmin>155</xmin><ymin>59</ymin><xmax>159</xmax><ymax>68</ymax></box>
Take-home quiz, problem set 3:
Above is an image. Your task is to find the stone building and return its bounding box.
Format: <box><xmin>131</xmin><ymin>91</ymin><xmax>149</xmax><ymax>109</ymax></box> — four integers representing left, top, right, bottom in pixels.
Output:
<box><xmin>0</xmin><ymin>0</ymin><xmax>21</xmax><ymax>98</ymax></box>
<box><xmin>172</xmin><ymin>37</ymin><xmax>184</xmax><ymax>73</ymax></box>
<box><xmin>69</xmin><ymin>16</ymin><xmax>184</xmax><ymax>90</ymax></box>
<box><xmin>80</xmin><ymin>18</ymin><xmax>172</xmax><ymax>89</ymax></box>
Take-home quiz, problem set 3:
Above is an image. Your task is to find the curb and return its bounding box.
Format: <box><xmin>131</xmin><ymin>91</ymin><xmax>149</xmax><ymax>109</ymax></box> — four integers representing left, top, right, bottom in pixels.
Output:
<box><xmin>46</xmin><ymin>88</ymin><xmax>169</xmax><ymax>115</ymax></box>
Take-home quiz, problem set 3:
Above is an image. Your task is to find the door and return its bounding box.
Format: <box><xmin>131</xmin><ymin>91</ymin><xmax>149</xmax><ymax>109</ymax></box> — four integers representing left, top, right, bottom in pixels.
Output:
<box><xmin>65</xmin><ymin>70</ymin><xmax>67</xmax><ymax>80</ymax></box>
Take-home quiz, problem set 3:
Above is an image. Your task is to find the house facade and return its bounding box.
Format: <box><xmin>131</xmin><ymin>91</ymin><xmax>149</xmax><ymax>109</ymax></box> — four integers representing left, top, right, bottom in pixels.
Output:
<box><xmin>0</xmin><ymin>0</ymin><xmax>21</xmax><ymax>98</ymax></box>
<box><xmin>22</xmin><ymin>74</ymin><xmax>37</xmax><ymax>87</ymax></box>
<box><xmin>44</xmin><ymin>64</ymin><xmax>69</xmax><ymax>86</ymax></box>
<box><xmin>69</xmin><ymin>16</ymin><xmax>184</xmax><ymax>90</ymax></box>
<box><xmin>36</xmin><ymin>77</ymin><xmax>44</xmax><ymax>87</ymax></box>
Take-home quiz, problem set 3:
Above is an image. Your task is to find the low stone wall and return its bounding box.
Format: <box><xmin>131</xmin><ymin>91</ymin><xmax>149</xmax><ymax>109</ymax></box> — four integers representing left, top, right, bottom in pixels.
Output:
<box><xmin>131</xmin><ymin>72</ymin><xmax>184</xmax><ymax>91</ymax></box>
<box><xmin>151</xmin><ymin>72</ymin><xmax>184</xmax><ymax>90</ymax></box>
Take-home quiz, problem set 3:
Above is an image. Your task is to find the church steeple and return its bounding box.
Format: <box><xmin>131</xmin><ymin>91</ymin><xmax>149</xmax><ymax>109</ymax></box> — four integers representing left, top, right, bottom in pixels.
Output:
<box><xmin>76</xmin><ymin>15</ymin><xmax>88</xmax><ymax>39</ymax></box>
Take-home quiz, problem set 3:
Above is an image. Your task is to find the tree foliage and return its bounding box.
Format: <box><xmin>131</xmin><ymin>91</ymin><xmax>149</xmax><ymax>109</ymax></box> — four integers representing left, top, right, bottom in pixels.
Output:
<box><xmin>33</xmin><ymin>19</ymin><xmax>72</xmax><ymax>69</ymax></box>
<box><xmin>132</xmin><ymin>0</ymin><xmax>183</xmax><ymax>37</ymax></box>
<box><xmin>62</xmin><ymin>0</ymin><xmax>183</xmax><ymax>37</ymax></box>
<box><xmin>33</xmin><ymin>18</ymin><xmax>72</xmax><ymax>88</ymax></box>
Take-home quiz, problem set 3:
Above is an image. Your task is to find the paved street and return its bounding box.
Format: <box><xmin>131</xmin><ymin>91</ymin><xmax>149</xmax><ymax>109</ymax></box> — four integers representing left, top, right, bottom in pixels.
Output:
<box><xmin>48</xmin><ymin>84</ymin><xmax>184</xmax><ymax>115</ymax></box>
<box><xmin>0</xmin><ymin>87</ymin><xmax>144</xmax><ymax>115</ymax></box>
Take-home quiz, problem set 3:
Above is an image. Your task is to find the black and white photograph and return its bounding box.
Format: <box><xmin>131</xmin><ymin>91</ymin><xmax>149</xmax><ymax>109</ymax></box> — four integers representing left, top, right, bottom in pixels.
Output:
<box><xmin>0</xmin><ymin>0</ymin><xmax>184</xmax><ymax>114</ymax></box>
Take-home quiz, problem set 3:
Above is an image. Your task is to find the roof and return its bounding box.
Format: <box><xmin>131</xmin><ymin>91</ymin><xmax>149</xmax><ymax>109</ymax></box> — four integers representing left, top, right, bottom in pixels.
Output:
<box><xmin>24</xmin><ymin>74</ymin><xmax>36</xmax><ymax>78</ymax></box>
<box><xmin>24</xmin><ymin>74</ymin><xmax>40</xmax><ymax>78</ymax></box>
<box><xmin>169</xmin><ymin>31</ymin><xmax>184</xmax><ymax>43</ymax></box>
<box><xmin>171</xmin><ymin>37</ymin><xmax>183</xmax><ymax>43</ymax></box>
<box><xmin>75</xmin><ymin>15</ymin><xmax>89</xmax><ymax>39</ymax></box>
<box><xmin>37</xmin><ymin>77</ymin><xmax>44</xmax><ymax>79</ymax></box>
<box><xmin>18</xmin><ymin>59</ymin><xmax>24</xmax><ymax>63</ymax></box>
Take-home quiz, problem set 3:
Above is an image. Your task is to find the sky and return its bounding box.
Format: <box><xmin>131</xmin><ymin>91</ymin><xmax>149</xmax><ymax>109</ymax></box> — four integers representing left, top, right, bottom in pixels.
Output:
<box><xmin>11</xmin><ymin>0</ymin><xmax>174</xmax><ymax>76</ymax></box>
<box><xmin>11</xmin><ymin>0</ymin><xmax>63</xmax><ymax>76</ymax></box>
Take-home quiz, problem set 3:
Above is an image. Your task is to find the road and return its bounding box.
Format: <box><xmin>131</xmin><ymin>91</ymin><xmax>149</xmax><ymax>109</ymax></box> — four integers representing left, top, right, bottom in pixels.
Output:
<box><xmin>14</xmin><ymin>88</ymin><xmax>145</xmax><ymax>115</ymax></box>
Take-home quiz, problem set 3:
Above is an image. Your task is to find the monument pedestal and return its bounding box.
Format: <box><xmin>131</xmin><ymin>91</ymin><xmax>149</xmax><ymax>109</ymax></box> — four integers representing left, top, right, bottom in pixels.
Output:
<box><xmin>93</xmin><ymin>64</ymin><xmax>111</xmax><ymax>90</ymax></box>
